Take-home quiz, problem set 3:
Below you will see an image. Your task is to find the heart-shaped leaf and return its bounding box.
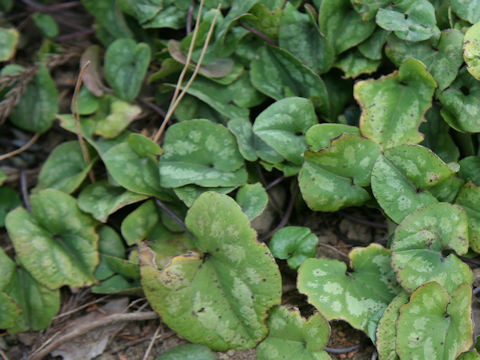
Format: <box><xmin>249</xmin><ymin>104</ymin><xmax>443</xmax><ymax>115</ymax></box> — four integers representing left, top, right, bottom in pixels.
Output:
<box><xmin>104</xmin><ymin>38</ymin><xmax>151</xmax><ymax>101</ymax></box>
<box><xmin>159</xmin><ymin>119</ymin><xmax>247</xmax><ymax>188</ymax></box>
<box><xmin>35</xmin><ymin>141</ymin><xmax>96</xmax><ymax>194</ymax></box>
<box><xmin>253</xmin><ymin>97</ymin><xmax>317</xmax><ymax>165</ymax></box>
<box><xmin>298</xmin><ymin>244</ymin><xmax>401</xmax><ymax>340</ymax></box>
<box><xmin>299</xmin><ymin>133</ymin><xmax>381</xmax><ymax>212</ymax></box>
<box><xmin>10</xmin><ymin>64</ymin><xmax>59</xmax><ymax>133</ymax></box>
<box><xmin>140</xmin><ymin>192</ymin><xmax>281</xmax><ymax>350</ymax></box>
<box><xmin>319</xmin><ymin>0</ymin><xmax>376</xmax><ymax>54</ymax></box>
<box><xmin>256</xmin><ymin>306</ymin><xmax>331</xmax><ymax>360</ymax></box>
<box><xmin>455</xmin><ymin>182</ymin><xmax>480</xmax><ymax>253</ymax></box>
<box><xmin>279</xmin><ymin>3</ymin><xmax>334</xmax><ymax>74</ymax></box>
<box><xmin>269</xmin><ymin>226</ymin><xmax>318</xmax><ymax>270</ymax></box>
<box><xmin>376</xmin><ymin>0</ymin><xmax>439</xmax><ymax>42</ymax></box>
<box><xmin>250</xmin><ymin>45</ymin><xmax>329</xmax><ymax>116</ymax></box>
<box><xmin>5</xmin><ymin>189</ymin><xmax>99</xmax><ymax>289</ymax></box>
<box><xmin>439</xmin><ymin>67</ymin><xmax>480</xmax><ymax>133</ymax></box>
<box><xmin>235</xmin><ymin>183</ymin><xmax>268</xmax><ymax>220</ymax></box>
<box><xmin>392</xmin><ymin>203</ymin><xmax>472</xmax><ymax>293</ymax></box>
<box><xmin>78</xmin><ymin>181</ymin><xmax>148</xmax><ymax>222</ymax></box>
<box><xmin>386</xmin><ymin>29</ymin><xmax>464</xmax><ymax>91</ymax></box>
<box><xmin>355</xmin><ymin>58</ymin><xmax>436</xmax><ymax>149</ymax></box>
<box><xmin>396</xmin><ymin>282</ymin><xmax>473</xmax><ymax>359</ymax></box>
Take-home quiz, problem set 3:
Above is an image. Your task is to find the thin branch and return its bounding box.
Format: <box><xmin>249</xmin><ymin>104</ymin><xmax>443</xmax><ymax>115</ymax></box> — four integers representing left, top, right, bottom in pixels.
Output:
<box><xmin>0</xmin><ymin>349</ymin><xmax>9</xmax><ymax>360</ymax></box>
<box><xmin>153</xmin><ymin>2</ymin><xmax>221</xmax><ymax>143</ymax></box>
<box><xmin>0</xmin><ymin>133</ymin><xmax>40</xmax><ymax>162</ymax></box>
<box><xmin>53</xmin><ymin>295</ymin><xmax>111</xmax><ymax>320</ymax></box>
<box><xmin>19</xmin><ymin>169</ymin><xmax>30</xmax><ymax>212</ymax></box>
<box><xmin>265</xmin><ymin>176</ymin><xmax>285</xmax><ymax>191</ymax></box>
<box><xmin>155</xmin><ymin>199</ymin><xmax>194</xmax><ymax>238</ymax></box>
<box><xmin>29</xmin><ymin>311</ymin><xmax>160</xmax><ymax>360</ymax></box>
<box><xmin>317</xmin><ymin>242</ymin><xmax>350</xmax><ymax>261</ymax></box>
<box><xmin>340</xmin><ymin>212</ymin><xmax>388</xmax><ymax>230</ymax></box>
<box><xmin>142</xmin><ymin>322</ymin><xmax>162</xmax><ymax>360</ymax></box>
<box><xmin>110</xmin><ymin>331</ymin><xmax>176</xmax><ymax>355</ymax></box>
<box><xmin>56</xmin><ymin>28</ymin><xmax>96</xmax><ymax>42</ymax></box>
<box><xmin>460</xmin><ymin>256</ymin><xmax>480</xmax><ymax>266</ymax></box>
<box><xmin>239</xmin><ymin>22</ymin><xmax>278</xmax><ymax>46</ymax></box>
<box><xmin>72</xmin><ymin>60</ymin><xmax>95</xmax><ymax>183</ymax></box>
<box><xmin>137</xmin><ymin>97</ymin><xmax>166</xmax><ymax>118</ymax></box>
<box><xmin>325</xmin><ymin>344</ymin><xmax>361</xmax><ymax>354</ymax></box>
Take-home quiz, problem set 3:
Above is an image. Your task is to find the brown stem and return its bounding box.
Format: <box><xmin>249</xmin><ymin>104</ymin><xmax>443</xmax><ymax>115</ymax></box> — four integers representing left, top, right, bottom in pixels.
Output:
<box><xmin>0</xmin><ymin>133</ymin><xmax>40</xmax><ymax>162</ymax></box>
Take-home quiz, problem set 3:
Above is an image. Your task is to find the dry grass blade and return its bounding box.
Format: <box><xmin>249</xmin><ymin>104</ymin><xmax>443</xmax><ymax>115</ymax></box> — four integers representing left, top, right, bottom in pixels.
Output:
<box><xmin>152</xmin><ymin>2</ymin><xmax>221</xmax><ymax>143</ymax></box>
<box><xmin>142</xmin><ymin>322</ymin><xmax>162</xmax><ymax>360</ymax></box>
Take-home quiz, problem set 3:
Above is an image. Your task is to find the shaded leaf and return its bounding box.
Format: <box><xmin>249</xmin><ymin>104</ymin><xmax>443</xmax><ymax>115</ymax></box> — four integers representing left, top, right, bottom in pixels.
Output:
<box><xmin>358</xmin><ymin>28</ymin><xmax>390</xmax><ymax>60</ymax></box>
<box><xmin>227</xmin><ymin>118</ymin><xmax>258</xmax><ymax>162</ymax></box>
<box><xmin>159</xmin><ymin>119</ymin><xmax>247</xmax><ymax>188</ymax></box>
<box><xmin>459</xmin><ymin>157</ymin><xmax>480</xmax><ymax>185</ymax></box>
<box><xmin>156</xmin><ymin>344</ymin><xmax>216</xmax><ymax>360</ymax></box>
<box><xmin>140</xmin><ymin>192</ymin><xmax>282</xmax><ymax>350</ymax></box>
<box><xmin>0</xmin><ymin>187</ymin><xmax>21</xmax><ymax>227</ymax></box>
<box><xmin>80</xmin><ymin>45</ymin><xmax>106</xmax><ymax>97</ymax></box>
<box><xmin>236</xmin><ymin>183</ymin><xmax>268</xmax><ymax>220</ymax></box>
<box><xmin>174</xmin><ymin>185</ymin><xmax>237</xmax><ymax>208</ymax></box>
<box><xmin>455</xmin><ymin>182</ymin><xmax>480</xmax><ymax>253</ymax></box>
<box><xmin>35</xmin><ymin>141</ymin><xmax>96</xmax><ymax>194</ymax></box>
<box><xmin>0</xmin><ymin>293</ymin><xmax>21</xmax><ymax>329</ymax></box>
<box><xmin>104</xmin><ymin>38</ymin><xmax>151</xmax><ymax>101</ymax></box>
<box><xmin>355</xmin><ymin>58</ymin><xmax>436</xmax><ymax>149</ymax></box>
<box><xmin>256</xmin><ymin>306</ymin><xmax>331</xmax><ymax>360</ymax></box>
<box><xmin>319</xmin><ymin>0</ymin><xmax>376</xmax><ymax>54</ymax></box>
<box><xmin>81</xmin><ymin>0</ymin><xmax>132</xmax><ymax>39</ymax></box>
<box><xmin>392</xmin><ymin>203</ymin><xmax>472</xmax><ymax>293</ymax></box>
<box><xmin>335</xmin><ymin>49</ymin><xmax>381</xmax><ymax>78</ymax></box>
<box><xmin>32</xmin><ymin>13</ymin><xmax>58</xmax><ymax>38</ymax></box>
<box><xmin>269</xmin><ymin>226</ymin><xmax>318</xmax><ymax>270</ymax></box>
<box><xmin>396</xmin><ymin>282</ymin><xmax>473</xmax><ymax>359</ymax></box>
<box><xmin>0</xmin><ymin>28</ymin><xmax>18</xmax><ymax>61</ymax></box>
<box><xmin>298</xmin><ymin>244</ymin><xmax>401</xmax><ymax>341</ymax></box>
<box><xmin>5</xmin><ymin>189</ymin><xmax>99</xmax><ymax>290</ymax></box>
<box><xmin>78</xmin><ymin>181</ymin><xmax>147</xmax><ymax>222</ymax></box>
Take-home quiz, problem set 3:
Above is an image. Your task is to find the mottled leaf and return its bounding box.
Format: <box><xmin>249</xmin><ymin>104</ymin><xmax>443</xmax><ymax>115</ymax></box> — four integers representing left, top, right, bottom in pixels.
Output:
<box><xmin>279</xmin><ymin>3</ymin><xmax>334</xmax><ymax>74</ymax></box>
<box><xmin>236</xmin><ymin>183</ymin><xmax>268</xmax><ymax>220</ymax></box>
<box><xmin>140</xmin><ymin>192</ymin><xmax>282</xmax><ymax>350</ymax></box>
<box><xmin>386</xmin><ymin>29</ymin><xmax>464</xmax><ymax>91</ymax></box>
<box><xmin>455</xmin><ymin>182</ymin><xmax>480</xmax><ymax>253</ymax></box>
<box><xmin>305</xmin><ymin>124</ymin><xmax>360</xmax><ymax>152</ymax></box>
<box><xmin>298</xmin><ymin>244</ymin><xmax>401</xmax><ymax>341</ymax></box>
<box><xmin>5</xmin><ymin>189</ymin><xmax>99</xmax><ymax>289</ymax></box>
<box><xmin>392</xmin><ymin>203</ymin><xmax>472</xmax><ymax>293</ymax></box>
<box><xmin>269</xmin><ymin>226</ymin><xmax>318</xmax><ymax>270</ymax></box>
<box><xmin>256</xmin><ymin>306</ymin><xmax>331</xmax><ymax>360</ymax></box>
<box><xmin>335</xmin><ymin>49</ymin><xmax>381</xmax><ymax>78</ymax></box>
<box><xmin>355</xmin><ymin>58</ymin><xmax>436</xmax><ymax>149</ymax></box>
<box><xmin>10</xmin><ymin>64</ymin><xmax>59</xmax><ymax>133</ymax></box>
<box><xmin>35</xmin><ymin>141</ymin><xmax>96</xmax><ymax>194</ymax></box>
<box><xmin>452</xmin><ymin>0</ymin><xmax>480</xmax><ymax>24</ymax></box>
<box><xmin>376</xmin><ymin>0</ymin><xmax>439</xmax><ymax>42</ymax></box>
<box><xmin>396</xmin><ymin>282</ymin><xmax>473</xmax><ymax>359</ymax></box>
<box><xmin>227</xmin><ymin>118</ymin><xmax>258</xmax><ymax>162</ymax></box>
<box><xmin>94</xmin><ymin>100</ymin><xmax>141</xmax><ymax>138</ymax></box>
<box><xmin>464</xmin><ymin>22</ymin><xmax>480</xmax><ymax>81</ymax></box>
<box><xmin>104</xmin><ymin>38</ymin><xmax>151</xmax><ymax>101</ymax></box>
<box><xmin>159</xmin><ymin>119</ymin><xmax>247</xmax><ymax>188</ymax></box>
<box><xmin>319</xmin><ymin>0</ymin><xmax>376</xmax><ymax>54</ymax></box>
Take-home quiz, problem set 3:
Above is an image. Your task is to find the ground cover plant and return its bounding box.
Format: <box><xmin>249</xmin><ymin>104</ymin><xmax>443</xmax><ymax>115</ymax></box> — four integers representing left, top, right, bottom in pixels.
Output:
<box><xmin>2</xmin><ymin>0</ymin><xmax>480</xmax><ymax>359</ymax></box>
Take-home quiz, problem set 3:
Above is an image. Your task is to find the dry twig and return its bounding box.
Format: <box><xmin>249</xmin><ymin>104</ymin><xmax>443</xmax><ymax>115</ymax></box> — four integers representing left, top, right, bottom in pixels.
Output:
<box><xmin>0</xmin><ymin>133</ymin><xmax>40</xmax><ymax>162</ymax></box>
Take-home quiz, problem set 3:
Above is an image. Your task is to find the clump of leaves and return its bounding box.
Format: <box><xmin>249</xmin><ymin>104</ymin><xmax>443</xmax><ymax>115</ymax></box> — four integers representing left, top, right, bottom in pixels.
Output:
<box><xmin>2</xmin><ymin>0</ymin><xmax>480</xmax><ymax>359</ymax></box>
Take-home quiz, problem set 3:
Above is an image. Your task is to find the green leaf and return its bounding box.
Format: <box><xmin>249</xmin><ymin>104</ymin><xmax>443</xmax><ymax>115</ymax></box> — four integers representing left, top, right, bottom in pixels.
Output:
<box><xmin>0</xmin><ymin>28</ymin><xmax>19</xmax><ymax>61</ymax></box>
<box><xmin>78</xmin><ymin>181</ymin><xmax>148</xmax><ymax>222</ymax></box>
<box><xmin>0</xmin><ymin>170</ymin><xmax>6</xmax><ymax>186</ymax></box>
<box><xmin>371</xmin><ymin>154</ymin><xmax>438</xmax><ymax>224</ymax></box>
<box><xmin>305</xmin><ymin>124</ymin><xmax>360</xmax><ymax>152</ymax></box>
<box><xmin>32</xmin><ymin>13</ymin><xmax>59</xmax><ymax>38</ymax></box>
<box><xmin>464</xmin><ymin>22</ymin><xmax>480</xmax><ymax>81</ymax></box>
<box><xmin>459</xmin><ymin>349</ymin><xmax>480</xmax><ymax>360</ymax></box>
<box><xmin>10</xmin><ymin>64</ymin><xmax>59</xmax><ymax>133</ymax></box>
<box><xmin>104</xmin><ymin>38</ymin><xmax>151</xmax><ymax>101</ymax></box>
<box><xmin>351</xmin><ymin>0</ymin><xmax>390</xmax><ymax>21</ymax></box>
<box><xmin>396</xmin><ymin>282</ymin><xmax>473</xmax><ymax>359</ymax></box>
<box><xmin>279</xmin><ymin>3</ymin><xmax>334</xmax><ymax>74</ymax></box>
<box><xmin>269</xmin><ymin>226</ymin><xmax>318</xmax><ymax>270</ymax></box>
<box><xmin>156</xmin><ymin>344</ymin><xmax>216</xmax><ymax>360</ymax></box>
<box><xmin>94</xmin><ymin>100</ymin><xmax>141</xmax><ymax>138</ymax></box>
<box><xmin>386</xmin><ymin>29</ymin><xmax>464</xmax><ymax>91</ymax></box>
<box><xmin>298</xmin><ymin>244</ymin><xmax>401</xmax><ymax>341</ymax></box>
<box><xmin>3</xmin><ymin>265</ymin><xmax>60</xmax><ymax>333</ymax></box>
<box><xmin>459</xmin><ymin>157</ymin><xmax>480</xmax><ymax>185</ymax></box>
<box><xmin>0</xmin><ymin>187</ymin><xmax>21</xmax><ymax>227</ymax></box>
<box><xmin>392</xmin><ymin>203</ymin><xmax>472</xmax><ymax>293</ymax></box>
<box><xmin>256</xmin><ymin>306</ymin><xmax>331</xmax><ymax>360</ymax></box>
<box><xmin>159</xmin><ymin>119</ymin><xmax>247</xmax><ymax>188</ymax></box>
<box><xmin>77</xmin><ymin>86</ymin><xmax>100</xmax><ymax>115</ymax></box>
<box><xmin>0</xmin><ymin>293</ymin><xmax>21</xmax><ymax>329</ymax></box>
<box><xmin>81</xmin><ymin>0</ymin><xmax>132</xmax><ymax>39</ymax></box>
<box><xmin>375</xmin><ymin>291</ymin><xmax>409</xmax><ymax>360</ymax></box>
<box><xmin>236</xmin><ymin>183</ymin><xmax>268</xmax><ymax>220</ymax></box>
<box><xmin>102</xmin><ymin>141</ymin><xmax>173</xmax><ymax>200</ymax></box>
<box><xmin>253</xmin><ymin>97</ymin><xmax>317</xmax><ymax>165</ymax></box>
<box><xmin>319</xmin><ymin>0</ymin><xmax>376</xmax><ymax>54</ymax></box>
<box><xmin>376</xmin><ymin>0</ymin><xmax>439</xmax><ymax>42</ymax></box>
<box><xmin>5</xmin><ymin>189</ymin><xmax>99</xmax><ymax>289</ymax></box>
<box><xmin>128</xmin><ymin>133</ymin><xmax>163</xmax><ymax>157</ymax></box>
<box><xmin>143</xmin><ymin>5</ymin><xmax>188</xmax><ymax>29</ymax></box>
<box><xmin>140</xmin><ymin>192</ymin><xmax>282</xmax><ymax>350</ymax></box>
<box><xmin>335</xmin><ymin>49</ymin><xmax>381</xmax><ymax>78</ymax></box>
<box><xmin>439</xmin><ymin>67</ymin><xmax>480</xmax><ymax>133</ymax></box>
<box><xmin>358</xmin><ymin>28</ymin><xmax>390</xmax><ymax>60</ymax></box>
<box><xmin>452</xmin><ymin>0</ymin><xmax>480</xmax><ymax>24</ymax></box>
<box><xmin>250</xmin><ymin>45</ymin><xmax>329</xmax><ymax>116</ymax></box>
<box><xmin>355</xmin><ymin>58</ymin><xmax>436</xmax><ymax>149</ymax></box>
<box><xmin>35</xmin><ymin>141</ymin><xmax>96</xmax><ymax>194</ymax></box>
<box><xmin>174</xmin><ymin>185</ymin><xmax>237</xmax><ymax>208</ymax></box>
<box><xmin>227</xmin><ymin>118</ymin><xmax>258</xmax><ymax>162</ymax></box>
<box><xmin>299</xmin><ymin>134</ymin><xmax>381</xmax><ymax>212</ymax></box>
<box><xmin>455</xmin><ymin>182</ymin><xmax>480</xmax><ymax>253</ymax></box>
